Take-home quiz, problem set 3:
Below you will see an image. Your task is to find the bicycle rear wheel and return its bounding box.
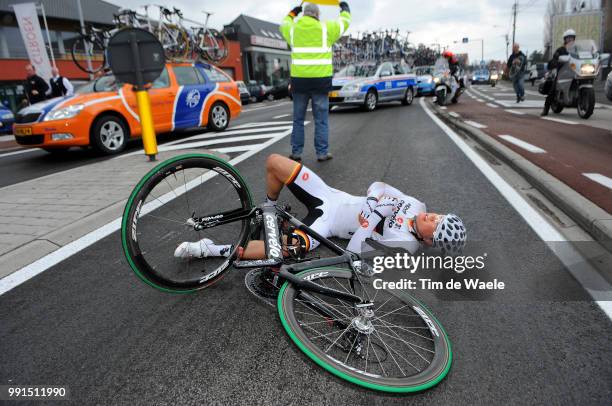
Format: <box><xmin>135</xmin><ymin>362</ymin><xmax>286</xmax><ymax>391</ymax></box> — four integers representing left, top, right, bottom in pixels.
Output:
<box><xmin>278</xmin><ymin>267</ymin><xmax>452</xmax><ymax>392</ymax></box>
<box><xmin>203</xmin><ymin>29</ymin><xmax>229</xmax><ymax>63</ymax></box>
<box><xmin>71</xmin><ymin>35</ymin><xmax>106</xmax><ymax>74</ymax></box>
<box><xmin>121</xmin><ymin>154</ymin><xmax>254</xmax><ymax>293</ymax></box>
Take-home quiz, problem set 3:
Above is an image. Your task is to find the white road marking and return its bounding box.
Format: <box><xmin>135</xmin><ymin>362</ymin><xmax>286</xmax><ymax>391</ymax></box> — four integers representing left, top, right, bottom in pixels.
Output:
<box><xmin>439</xmin><ymin>106</ymin><xmax>447</xmax><ymax>110</ymax></box>
<box><xmin>214</xmin><ymin>145</ymin><xmax>260</xmax><ymax>153</ymax></box>
<box><xmin>241</xmin><ymin>101</ymin><xmax>291</xmax><ymax>113</ymax></box>
<box><xmin>498</xmin><ymin>135</ymin><xmax>547</xmax><ymax>153</ymax></box>
<box><xmin>0</xmin><ymin>135</ymin><xmax>14</xmax><ymax>141</ymax></box>
<box><xmin>541</xmin><ymin>116</ymin><xmax>578</xmax><ymax>125</ymax></box>
<box><xmin>232</xmin><ymin>121</ymin><xmax>293</xmax><ymax>129</ymax></box>
<box><xmin>583</xmin><ymin>173</ymin><xmax>612</xmax><ymax>189</ymax></box>
<box><xmin>307</xmin><ymin>108</ymin><xmax>312</xmax><ymax>112</ymax></box>
<box><xmin>476</xmin><ymin>98</ymin><xmax>485</xmax><ymax>103</ymax></box>
<box><xmin>0</xmin><ymin>124</ymin><xmax>295</xmax><ymax>296</ymax></box>
<box><xmin>486</xmin><ymin>103</ymin><xmax>499</xmax><ymax>108</ymax></box>
<box><xmin>496</xmin><ymin>100</ymin><xmax>544</xmax><ymax>108</ymax></box>
<box><xmin>464</xmin><ymin>120</ymin><xmax>487</xmax><ymax>129</ymax></box>
<box><xmin>449</xmin><ymin>112</ymin><xmax>460</xmax><ymax>118</ymax></box>
<box><xmin>420</xmin><ymin>97</ymin><xmax>612</xmax><ymax>320</ymax></box>
<box><xmin>505</xmin><ymin>109</ymin><xmax>526</xmax><ymax>115</ymax></box>
<box><xmin>0</xmin><ymin>148</ymin><xmax>39</xmax><ymax>158</ymax></box>
<box><xmin>273</xmin><ymin>113</ymin><xmax>290</xmax><ymax>119</ymax></box>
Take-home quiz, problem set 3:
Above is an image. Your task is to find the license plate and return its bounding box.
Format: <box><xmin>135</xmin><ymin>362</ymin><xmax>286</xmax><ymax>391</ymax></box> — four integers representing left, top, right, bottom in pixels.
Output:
<box><xmin>329</xmin><ymin>91</ymin><xmax>338</xmax><ymax>98</ymax></box>
<box><xmin>14</xmin><ymin>127</ymin><xmax>32</xmax><ymax>136</ymax></box>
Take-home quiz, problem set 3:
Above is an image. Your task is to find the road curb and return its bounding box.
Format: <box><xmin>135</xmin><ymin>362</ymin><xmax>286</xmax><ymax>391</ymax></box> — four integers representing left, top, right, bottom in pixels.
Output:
<box><xmin>430</xmin><ymin>100</ymin><xmax>612</xmax><ymax>254</ymax></box>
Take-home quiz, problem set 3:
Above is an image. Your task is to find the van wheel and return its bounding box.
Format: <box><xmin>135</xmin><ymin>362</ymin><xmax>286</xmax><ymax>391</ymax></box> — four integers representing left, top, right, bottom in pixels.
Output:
<box><xmin>208</xmin><ymin>102</ymin><xmax>229</xmax><ymax>131</ymax></box>
<box><xmin>91</xmin><ymin>115</ymin><xmax>128</xmax><ymax>155</ymax></box>
<box><xmin>401</xmin><ymin>87</ymin><xmax>414</xmax><ymax>105</ymax></box>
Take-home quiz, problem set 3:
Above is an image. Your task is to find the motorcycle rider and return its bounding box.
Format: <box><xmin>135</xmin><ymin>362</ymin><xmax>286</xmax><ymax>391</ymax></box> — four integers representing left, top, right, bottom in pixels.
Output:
<box><xmin>442</xmin><ymin>50</ymin><xmax>462</xmax><ymax>95</ymax></box>
<box><xmin>541</xmin><ymin>29</ymin><xmax>575</xmax><ymax>116</ymax></box>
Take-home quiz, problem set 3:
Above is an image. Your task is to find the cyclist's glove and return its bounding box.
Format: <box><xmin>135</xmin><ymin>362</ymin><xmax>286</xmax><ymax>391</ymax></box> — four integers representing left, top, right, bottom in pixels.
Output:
<box><xmin>372</xmin><ymin>196</ymin><xmax>398</xmax><ymax>219</ymax></box>
<box><xmin>289</xmin><ymin>6</ymin><xmax>302</xmax><ymax>17</ymax></box>
<box><xmin>339</xmin><ymin>1</ymin><xmax>350</xmax><ymax>13</ymax></box>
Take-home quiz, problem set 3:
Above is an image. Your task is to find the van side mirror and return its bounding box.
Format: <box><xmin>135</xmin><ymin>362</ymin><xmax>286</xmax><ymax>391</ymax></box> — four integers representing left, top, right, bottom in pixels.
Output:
<box><xmin>558</xmin><ymin>55</ymin><xmax>570</xmax><ymax>63</ymax></box>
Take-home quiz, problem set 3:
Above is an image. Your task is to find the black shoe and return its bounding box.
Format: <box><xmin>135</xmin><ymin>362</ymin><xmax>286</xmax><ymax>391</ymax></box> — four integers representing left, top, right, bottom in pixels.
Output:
<box><xmin>289</xmin><ymin>154</ymin><xmax>302</xmax><ymax>162</ymax></box>
<box><xmin>520</xmin><ymin>96</ymin><xmax>525</xmax><ymax>102</ymax></box>
<box><xmin>540</xmin><ymin>111</ymin><xmax>548</xmax><ymax>117</ymax></box>
<box><xmin>245</xmin><ymin>268</ymin><xmax>279</xmax><ymax>307</ymax></box>
<box><xmin>317</xmin><ymin>153</ymin><xmax>333</xmax><ymax>162</ymax></box>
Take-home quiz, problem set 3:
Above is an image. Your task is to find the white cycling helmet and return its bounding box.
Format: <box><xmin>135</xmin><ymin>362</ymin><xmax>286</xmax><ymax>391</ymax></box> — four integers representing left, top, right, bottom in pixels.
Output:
<box><xmin>433</xmin><ymin>214</ymin><xmax>467</xmax><ymax>255</ymax></box>
<box><xmin>563</xmin><ymin>29</ymin><xmax>576</xmax><ymax>41</ymax></box>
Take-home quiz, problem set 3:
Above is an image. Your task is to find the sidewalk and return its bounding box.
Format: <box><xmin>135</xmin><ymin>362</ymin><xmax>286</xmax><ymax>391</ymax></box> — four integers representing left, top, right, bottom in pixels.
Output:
<box><xmin>0</xmin><ymin>149</ymin><xmax>224</xmax><ymax>280</ymax></box>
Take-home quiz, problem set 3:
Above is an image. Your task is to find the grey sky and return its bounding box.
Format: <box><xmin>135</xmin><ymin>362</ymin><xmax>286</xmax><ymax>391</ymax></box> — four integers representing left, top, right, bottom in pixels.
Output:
<box><xmin>111</xmin><ymin>0</ymin><xmax>552</xmax><ymax>62</ymax></box>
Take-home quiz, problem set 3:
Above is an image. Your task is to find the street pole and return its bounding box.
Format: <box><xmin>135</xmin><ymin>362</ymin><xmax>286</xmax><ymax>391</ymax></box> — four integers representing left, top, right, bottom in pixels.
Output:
<box><xmin>481</xmin><ymin>39</ymin><xmax>484</xmax><ymax>63</ymax></box>
<box><xmin>505</xmin><ymin>34</ymin><xmax>509</xmax><ymax>60</ymax></box>
<box><xmin>512</xmin><ymin>0</ymin><xmax>517</xmax><ymax>47</ymax></box>
<box><xmin>38</xmin><ymin>2</ymin><xmax>55</xmax><ymax>68</ymax></box>
<box><xmin>76</xmin><ymin>0</ymin><xmax>93</xmax><ymax>80</ymax></box>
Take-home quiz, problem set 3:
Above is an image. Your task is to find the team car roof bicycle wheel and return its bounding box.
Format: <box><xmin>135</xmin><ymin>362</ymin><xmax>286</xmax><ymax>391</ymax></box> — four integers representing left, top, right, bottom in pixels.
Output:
<box><xmin>277</xmin><ymin>267</ymin><xmax>452</xmax><ymax>392</ymax></box>
<box><xmin>121</xmin><ymin>153</ymin><xmax>254</xmax><ymax>293</ymax></box>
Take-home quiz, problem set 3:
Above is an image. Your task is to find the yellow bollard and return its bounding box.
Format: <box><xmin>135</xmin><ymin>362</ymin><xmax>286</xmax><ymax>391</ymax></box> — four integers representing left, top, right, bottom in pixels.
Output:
<box><xmin>135</xmin><ymin>89</ymin><xmax>157</xmax><ymax>160</ymax></box>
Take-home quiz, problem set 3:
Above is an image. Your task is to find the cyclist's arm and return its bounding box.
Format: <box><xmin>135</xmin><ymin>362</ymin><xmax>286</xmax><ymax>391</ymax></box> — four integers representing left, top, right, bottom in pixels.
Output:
<box><xmin>347</xmin><ymin>213</ymin><xmax>381</xmax><ymax>253</ymax></box>
<box><xmin>367</xmin><ymin>181</ymin><xmax>405</xmax><ymax>200</ymax></box>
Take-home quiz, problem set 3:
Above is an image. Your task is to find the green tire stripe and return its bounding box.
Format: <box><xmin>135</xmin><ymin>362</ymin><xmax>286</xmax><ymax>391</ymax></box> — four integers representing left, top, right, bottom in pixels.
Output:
<box><xmin>121</xmin><ymin>153</ymin><xmax>253</xmax><ymax>293</ymax></box>
<box><xmin>277</xmin><ymin>267</ymin><xmax>452</xmax><ymax>393</ymax></box>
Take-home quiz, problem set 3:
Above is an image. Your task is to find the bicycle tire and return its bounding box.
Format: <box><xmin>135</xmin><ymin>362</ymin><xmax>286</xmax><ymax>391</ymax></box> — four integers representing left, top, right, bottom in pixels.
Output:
<box><xmin>203</xmin><ymin>29</ymin><xmax>229</xmax><ymax>63</ymax></box>
<box><xmin>71</xmin><ymin>35</ymin><xmax>106</xmax><ymax>74</ymax></box>
<box><xmin>121</xmin><ymin>153</ymin><xmax>254</xmax><ymax>293</ymax></box>
<box><xmin>278</xmin><ymin>267</ymin><xmax>452</xmax><ymax>392</ymax></box>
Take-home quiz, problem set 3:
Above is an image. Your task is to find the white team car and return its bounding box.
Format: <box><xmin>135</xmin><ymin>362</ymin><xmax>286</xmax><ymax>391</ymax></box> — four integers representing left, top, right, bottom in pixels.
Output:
<box><xmin>329</xmin><ymin>62</ymin><xmax>418</xmax><ymax>111</ymax></box>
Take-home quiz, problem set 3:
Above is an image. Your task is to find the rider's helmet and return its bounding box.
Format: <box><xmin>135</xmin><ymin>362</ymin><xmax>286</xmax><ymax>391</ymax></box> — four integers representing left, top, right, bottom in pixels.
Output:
<box><xmin>432</xmin><ymin>214</ymin><xmax>467</xmax><ymax>255</ymax></box>
<box><xmin>442</xmin><ymin>50</ymin><xmax>454</xmax><ymax>59</ymax></box>
<box><xmin>562</xmin><ymin>29</ymin><xmax>576</xmax><ymax>45</ymax></box>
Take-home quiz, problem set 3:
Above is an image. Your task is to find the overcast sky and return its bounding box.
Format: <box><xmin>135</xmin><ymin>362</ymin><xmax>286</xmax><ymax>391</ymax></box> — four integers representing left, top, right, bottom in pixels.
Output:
<box><xmin>113</xmin><ymin>0</ymin><xmax>553</xmax><ymax>62</ymax></box>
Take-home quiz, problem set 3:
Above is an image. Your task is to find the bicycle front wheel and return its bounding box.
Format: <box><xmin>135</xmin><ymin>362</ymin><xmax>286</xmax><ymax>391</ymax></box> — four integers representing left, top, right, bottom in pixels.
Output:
<box><xmin>121</xmin><ymin>154</ymin><xmax>254</xmax><ymax>293</ymax></box>
<box><xmin>278</xmin><ymin>267</ymin><xmax>452</xmax><ymax>392</ymax></box>
<box><xmin>71</xmin><ymin>36</ymin><xmax>106</xmax><ymax>74</ymax></box>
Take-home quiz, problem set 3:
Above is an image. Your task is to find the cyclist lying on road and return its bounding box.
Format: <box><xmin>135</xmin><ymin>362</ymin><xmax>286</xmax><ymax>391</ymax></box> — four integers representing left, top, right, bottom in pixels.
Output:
<box><xmin>174</xmin><ymin>154</ymin><xmax>466</xmax><ymax>260</ymax></box>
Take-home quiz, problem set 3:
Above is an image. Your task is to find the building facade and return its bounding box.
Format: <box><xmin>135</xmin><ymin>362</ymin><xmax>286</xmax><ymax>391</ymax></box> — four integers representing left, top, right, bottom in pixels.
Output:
<box><xmin>0</xmin><ymin>0</ymin><xmax>119</xmax><ymax>110</ymax></box>
<box><xmin>225</xmin><ymin>14</ymin><xmax>291</xmax><ymax>87</ymax></box>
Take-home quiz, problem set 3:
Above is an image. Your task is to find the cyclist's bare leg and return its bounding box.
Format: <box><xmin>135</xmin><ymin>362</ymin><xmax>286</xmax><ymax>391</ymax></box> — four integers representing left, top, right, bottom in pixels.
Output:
<box><xmin>265</xmin><ymin>153</ymin><xmax>301</xmax><ymax>201</ymax></box>
<box><xmin>176</xmin><ymin>154</ymin><xmax>301</xmax><ymax>260</ymax></box>
<box><xmin>240</xmin><ymin>154</ymin><xmax>302</xmax><ymax>258</ymax></box>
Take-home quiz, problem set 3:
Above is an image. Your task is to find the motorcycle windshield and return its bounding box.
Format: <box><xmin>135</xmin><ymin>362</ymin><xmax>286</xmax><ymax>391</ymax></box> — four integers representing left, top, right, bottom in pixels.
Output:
<box><xmin>567</xmin><ymin>40</ymin><xmax>598</xmax><ymax>59</ymax></box>
<box><xmin>434</xmin><ymin>57</ymin><xmax>450</xmax><ymax>77</ymax></box>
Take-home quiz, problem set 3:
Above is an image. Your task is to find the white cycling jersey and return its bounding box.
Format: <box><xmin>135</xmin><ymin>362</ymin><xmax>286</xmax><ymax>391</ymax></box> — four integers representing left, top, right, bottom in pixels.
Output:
<box><xmin>286</xmin><ymin>165</ymin><xmax>426</xmax><ymax>254</ymax></box>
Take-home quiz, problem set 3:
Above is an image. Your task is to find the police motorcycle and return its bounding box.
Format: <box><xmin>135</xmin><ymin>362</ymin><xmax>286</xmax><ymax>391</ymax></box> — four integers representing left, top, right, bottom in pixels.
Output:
<box><xmin>433</xmin><ymin>57</ymin><xmax>465</xmax><ymax>106</ymax></box>
<box><xmin>540</xmin><ymin>40</ymin><xmax>609</xmax><ymax>119</ymax></box>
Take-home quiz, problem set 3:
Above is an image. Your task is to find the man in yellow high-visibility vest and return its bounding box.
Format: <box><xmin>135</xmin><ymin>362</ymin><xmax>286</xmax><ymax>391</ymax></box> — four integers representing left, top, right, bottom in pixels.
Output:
<box><xmin>280</xmin><ymin>2</ymin><xmax>351</xmax><ymax>162</ymax></box>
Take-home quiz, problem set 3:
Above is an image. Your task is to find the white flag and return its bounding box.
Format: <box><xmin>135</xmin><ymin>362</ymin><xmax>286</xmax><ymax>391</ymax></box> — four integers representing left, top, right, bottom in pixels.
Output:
<box><xmin>13</xmin><ymin>2</ymin><xmax>52</xmax><ymax>81</ymax></box>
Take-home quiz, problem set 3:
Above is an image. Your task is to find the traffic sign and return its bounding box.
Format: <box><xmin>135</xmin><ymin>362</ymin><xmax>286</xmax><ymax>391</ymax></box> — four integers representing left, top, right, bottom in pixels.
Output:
<box><xmin>107</xmin><ymin>28</ymin><xmax>165</xmax><ymax>86</ymax></box>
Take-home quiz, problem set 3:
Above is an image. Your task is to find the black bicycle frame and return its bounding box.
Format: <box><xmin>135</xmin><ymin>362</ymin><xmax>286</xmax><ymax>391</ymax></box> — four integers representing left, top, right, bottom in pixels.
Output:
<box><xmin>262</xmin><ymin>206</ymin><xmax>365</xmax><ymax>305</ymax></box>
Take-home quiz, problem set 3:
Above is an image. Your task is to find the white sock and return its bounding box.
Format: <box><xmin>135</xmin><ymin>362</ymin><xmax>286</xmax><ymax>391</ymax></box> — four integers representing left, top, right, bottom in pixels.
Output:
<box><xmin>174</xmin><ymin>238</ymin><xmax>233</xmax><ymax>259</ymax></box>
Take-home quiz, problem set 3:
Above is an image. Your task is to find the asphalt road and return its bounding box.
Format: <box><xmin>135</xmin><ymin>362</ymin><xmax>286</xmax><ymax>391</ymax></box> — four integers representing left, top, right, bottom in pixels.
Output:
<box><xmin>1</xmin><ymin>98</ymin><xmax>610</xmax><ymax>405</ymax></box>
